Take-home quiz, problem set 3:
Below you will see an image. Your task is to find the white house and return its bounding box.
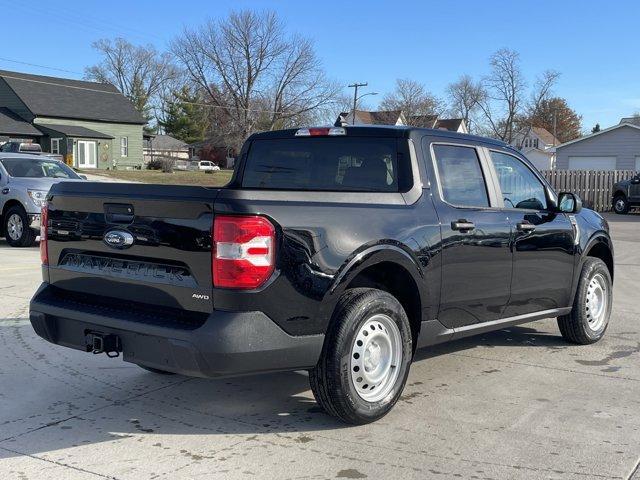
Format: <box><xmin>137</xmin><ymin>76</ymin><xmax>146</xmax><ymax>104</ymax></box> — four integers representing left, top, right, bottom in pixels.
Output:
<box><xmin>510</xmin><ymin>126</ymin><xmax>559</xmax><ymax>171</ymax></box>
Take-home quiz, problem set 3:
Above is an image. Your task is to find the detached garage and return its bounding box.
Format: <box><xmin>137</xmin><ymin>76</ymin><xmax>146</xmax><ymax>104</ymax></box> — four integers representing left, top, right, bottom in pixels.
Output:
<box><xmin>568</xmin><ymin>156</ymin><xmax>616</xmax><ymax>170</ymax></box>
<box><xmin>555</xmin><ymin>122</ymin><xmax>640</xmax><ymax>171</ymax></box>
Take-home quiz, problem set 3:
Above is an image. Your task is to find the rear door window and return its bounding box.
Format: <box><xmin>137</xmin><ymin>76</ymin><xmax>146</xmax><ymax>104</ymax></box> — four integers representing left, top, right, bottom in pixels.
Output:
<box><xmin>432</xmin><ymin>144</ymin><xmax>489</xmax><ymax>207</ymax></box>
<box><xmin>242</xmin><ymin>137</ymin><xmax>408</xmax><ymax>192</ymax></box>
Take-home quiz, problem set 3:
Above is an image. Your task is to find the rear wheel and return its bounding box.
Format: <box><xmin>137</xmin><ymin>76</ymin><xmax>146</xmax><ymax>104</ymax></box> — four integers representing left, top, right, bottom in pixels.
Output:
<box><xmin>310</xmin><ymin>288</ymin><xmax>413</xmax><ymax>424</ymax></box>
<box><xmin>613</xmin><ymin>195</ymin><xmax>629</xmax><ymax>214</ymax></box>
<box><xmin>4</xmin><ymin>205</ymin><xmax>37</xmax><ymax>247</ymax></box>
<box><xmin>558</xmin><ymin>258</ymin><xmax>612</xmax><ymax>344</ymax></box>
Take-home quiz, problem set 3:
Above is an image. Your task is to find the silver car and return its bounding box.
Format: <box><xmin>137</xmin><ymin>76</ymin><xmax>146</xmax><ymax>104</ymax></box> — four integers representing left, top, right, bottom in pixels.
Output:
<box><xmin>0</xmin><ymin>154</ymin><xmax>84</xmax><ymax>247</ymax></box>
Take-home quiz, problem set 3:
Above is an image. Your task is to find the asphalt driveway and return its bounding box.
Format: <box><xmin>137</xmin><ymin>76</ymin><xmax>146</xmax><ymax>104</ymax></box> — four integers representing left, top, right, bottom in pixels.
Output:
<box><xmin>1</xmin><ymin>214</ymin><xmax>639</xmax><ymax>479</ymax></box>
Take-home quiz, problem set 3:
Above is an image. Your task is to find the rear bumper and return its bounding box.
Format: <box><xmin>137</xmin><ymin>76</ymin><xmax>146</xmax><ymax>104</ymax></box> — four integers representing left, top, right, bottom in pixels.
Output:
<box><xmin>29</xmin><ymin>283</ymin><xmax>324</xmax><ymax>378</ymax></box>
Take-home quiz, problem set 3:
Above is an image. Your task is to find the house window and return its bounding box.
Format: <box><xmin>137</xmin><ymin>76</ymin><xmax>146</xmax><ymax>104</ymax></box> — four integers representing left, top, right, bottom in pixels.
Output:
<box><xmin>533</xmin><ymin>138</ymin><xmax>539</xmax><ymax>149</ymax></box>
<box><xmin>51</xmin><ymin>138</ymin><xmax>61</xmax><ymax>155</ymax></box>
<box><xmin>120</xmin><ymin>137</ymin><xmax>128</xmax><ymax>157</ymax></box>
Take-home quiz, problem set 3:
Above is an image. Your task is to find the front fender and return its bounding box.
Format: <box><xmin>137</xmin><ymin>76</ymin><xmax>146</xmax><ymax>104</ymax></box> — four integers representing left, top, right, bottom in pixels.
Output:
<box><xmin>581</xmin><ymin>232</ymin><xmax>614</xmax><ymax>271</ymax></box>
<box><xmin>569</xmin><ymin>231</ymin><xmax>614</xmax><ymax>305</ymax></box>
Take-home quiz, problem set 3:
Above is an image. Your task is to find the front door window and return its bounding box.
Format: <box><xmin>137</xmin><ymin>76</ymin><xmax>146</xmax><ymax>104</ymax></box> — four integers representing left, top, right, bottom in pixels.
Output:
<box><xmin>489</xmin><ymin>151</ymin><xmax>547</xmax><ymax>210</ymax></box>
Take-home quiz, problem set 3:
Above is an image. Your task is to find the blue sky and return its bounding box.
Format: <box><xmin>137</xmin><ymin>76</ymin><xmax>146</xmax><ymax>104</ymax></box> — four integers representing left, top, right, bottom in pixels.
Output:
<box><xmin>0</xmin><ymin>0</ymin><xmax>638</xmax><ymax>131</ymax></box>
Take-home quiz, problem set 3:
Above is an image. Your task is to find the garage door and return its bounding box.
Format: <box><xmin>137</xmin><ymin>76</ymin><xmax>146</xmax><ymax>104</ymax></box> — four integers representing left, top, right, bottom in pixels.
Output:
<box><xmin>568</xmin><ymin>156</ymin><xmax>616</xmax><ymax>170</ymax></box>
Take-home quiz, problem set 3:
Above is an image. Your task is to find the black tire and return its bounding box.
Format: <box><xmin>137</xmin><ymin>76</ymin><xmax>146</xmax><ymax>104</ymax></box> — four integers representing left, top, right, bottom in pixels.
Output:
<box><xmin>4</xmin><ymin>205</ymin><xmax>37</xmax><ymax>247</ymax></box>
<box><xmin>309</xmin><ymin>288</ymin><xmax>413</xmax><ymax>424</ymax></box>
<box><xmin>613</xmin><ymin>195</ymin><xmax>629</xmax><ymax>214</ymax></box>
<box><xmin>558</xmin><ymin>258</ymin><xmax>612</xmax><ymax>345</ymax></box>
<box><xmin>138</xmin><ymin>365</ymin><xmax>176</xmax><ymax>375</ymax></box>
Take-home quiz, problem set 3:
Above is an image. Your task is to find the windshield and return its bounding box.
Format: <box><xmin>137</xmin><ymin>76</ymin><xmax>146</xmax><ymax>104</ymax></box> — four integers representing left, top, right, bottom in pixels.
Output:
<box><xmin>0</xmin><ymin>158</ymin><xmax>80</xmax><ymax>179</ymax></box>
<box><xmin>242</xmin><ymin>137</ymin><xmax>411</xmax><ymax>192</ymax></box>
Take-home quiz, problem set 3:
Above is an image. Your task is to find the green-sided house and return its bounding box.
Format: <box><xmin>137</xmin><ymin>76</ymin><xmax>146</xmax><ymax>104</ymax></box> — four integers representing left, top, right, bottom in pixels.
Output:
<box><xmin>0</xmin><ymin>69</ymin><xmax>145</xmax><ymax>169</ymax></box>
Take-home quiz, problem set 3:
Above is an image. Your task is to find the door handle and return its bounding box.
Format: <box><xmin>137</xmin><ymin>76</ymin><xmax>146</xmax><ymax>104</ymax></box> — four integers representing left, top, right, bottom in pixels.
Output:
<box><xmin>517</xmin><ymin>222</ymin><xmax>536</xmax><ymax>232</ymax></box>
<box><xmin>451</xmin><ymin>219</ymin><xmax>475</xmax><ymax>231</ymax></box>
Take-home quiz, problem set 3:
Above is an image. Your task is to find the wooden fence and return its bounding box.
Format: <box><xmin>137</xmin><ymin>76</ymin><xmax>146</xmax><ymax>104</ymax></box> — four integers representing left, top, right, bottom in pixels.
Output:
<box><xmin>540</xmin><ymin>170</ymin><xmax>637</xmax><ymax>212</ymax></box>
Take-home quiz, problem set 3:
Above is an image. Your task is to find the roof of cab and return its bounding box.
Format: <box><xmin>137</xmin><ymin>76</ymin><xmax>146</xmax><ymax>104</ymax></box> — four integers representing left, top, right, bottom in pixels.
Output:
<box><xmin>248</xmin><ymin>125</ymin><xmax>509</xmax><ymax>147</ymax></box>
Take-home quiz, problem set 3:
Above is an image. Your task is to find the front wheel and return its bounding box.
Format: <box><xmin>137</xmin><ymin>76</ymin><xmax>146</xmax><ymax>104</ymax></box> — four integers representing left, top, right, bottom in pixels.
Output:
<box><xmin>613</xmin><ymin>195</ymin><xmax>629</xmax><ymax>214</ymax></box>
<box><xmin>558</xmin><ymin>258</ymin><xmax>612</xmax><ymax>344</ymax></box>
<box><xmin>310</xmin><ymin>288</ymin><xmax>413</xmax><ymax>424</ymax></box>
<box><xmin>4</xmin><ymin>205</ymin><xmax>37</xmax><ymax>247</ymax></box>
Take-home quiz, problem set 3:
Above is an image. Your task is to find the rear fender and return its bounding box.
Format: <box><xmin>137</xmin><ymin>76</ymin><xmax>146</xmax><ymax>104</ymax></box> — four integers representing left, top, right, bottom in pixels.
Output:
<box><xmin>317</xmin><ymin>243</ymin><xmax>426</xmax><ymax>324</ymax></box>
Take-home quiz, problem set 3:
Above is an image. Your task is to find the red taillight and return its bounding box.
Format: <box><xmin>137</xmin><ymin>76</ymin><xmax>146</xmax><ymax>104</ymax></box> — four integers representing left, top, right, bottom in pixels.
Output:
<box><xmin>40</xmin><ymin>204</ymin><xmax>48</xmax><ymax>265</ymax></box>
<box><xmin>213</xmin><ymin>215</ymin><xmax>276</xmax><ymax>289</ymax></box>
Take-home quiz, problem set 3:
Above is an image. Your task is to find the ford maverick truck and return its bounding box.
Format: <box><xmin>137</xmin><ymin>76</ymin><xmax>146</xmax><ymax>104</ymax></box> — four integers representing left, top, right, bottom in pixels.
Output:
<box><xmin>30</xmin><ymin>125</ymin><xmax>614</xmax><ymax>424</ymax></box>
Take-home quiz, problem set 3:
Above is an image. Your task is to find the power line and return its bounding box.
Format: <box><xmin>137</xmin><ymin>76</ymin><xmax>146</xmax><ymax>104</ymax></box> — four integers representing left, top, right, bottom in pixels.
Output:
<box><xmin>0</xmin><ymin>57</ymin><xmax>84</xmax><ymax>77</ymax></box>
<box><xmin>1</xmin><ymin>0</ymin><xmax>165</xmax><ymax>44</ymax></box>
<box><xmin>0</xmin><ymin>74</ymin><xmax>122</xmax><ymax>95</ymax></box>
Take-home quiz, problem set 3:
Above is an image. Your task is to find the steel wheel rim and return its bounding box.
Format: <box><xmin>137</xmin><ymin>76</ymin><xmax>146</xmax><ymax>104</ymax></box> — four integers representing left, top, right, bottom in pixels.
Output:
<box><xmin>350</xmin><ymin>314</ymin><xmax>402</xmax><ymax>402</ymax></box>
<box><xmin>7</xmin><ymin>214</ymin><xmax>23</xmax><ymax>240</ymax></box>
<box><xmin>586</xmin><ymin>273</ymin><xmax>608</xmax><ymax>331</ymax></box>
<box><xmin>615</xmin><ymin>199</ymin><xmax>626</xmax><ymax>212</ymax></box>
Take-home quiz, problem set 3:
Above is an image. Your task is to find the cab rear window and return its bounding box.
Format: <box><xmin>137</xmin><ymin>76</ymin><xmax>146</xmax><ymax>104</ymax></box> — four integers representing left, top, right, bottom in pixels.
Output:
<box><xmin>241</xmin><ymin>137</ymin><xmax>411</xmax><ymax>192</ymax></box>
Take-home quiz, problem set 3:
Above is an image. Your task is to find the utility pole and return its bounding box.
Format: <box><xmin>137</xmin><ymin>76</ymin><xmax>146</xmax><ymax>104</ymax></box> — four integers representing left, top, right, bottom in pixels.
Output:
<box><xmin>348</xmin><ymin>82</ymin><xmax>368</xmax><ymax>125</ymax></box>
<box><xmin>552</xmin><ymin>109</ymin><xmax>557</xmax><ymax>146</ymax></box>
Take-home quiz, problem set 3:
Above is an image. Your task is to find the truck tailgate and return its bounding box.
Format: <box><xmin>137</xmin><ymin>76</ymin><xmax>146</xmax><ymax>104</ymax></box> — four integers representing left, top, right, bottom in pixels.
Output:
<box><xmin>45</xmin><ymin>182</ymin><xmax>220</xmax><ymax>314</ymax></box>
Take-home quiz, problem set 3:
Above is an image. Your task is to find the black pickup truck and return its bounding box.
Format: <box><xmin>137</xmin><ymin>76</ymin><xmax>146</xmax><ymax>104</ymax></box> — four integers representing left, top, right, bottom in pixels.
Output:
<box><xmin>612</xmin><ymin>174</ymin><xmax>640</xmax><ymax>214</ymax></box>
<box><xmin>30</xmin><ymin>125</ymin><xmax>614</xmax><ymax>424</ymax></box>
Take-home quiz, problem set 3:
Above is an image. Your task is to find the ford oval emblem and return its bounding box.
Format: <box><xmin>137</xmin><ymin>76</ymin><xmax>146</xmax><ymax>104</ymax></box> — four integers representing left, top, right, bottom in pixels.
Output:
<box><xmin>103</xmin><ymin>230</ymin><xmax>134</xmax><ymax>249</ymax></box>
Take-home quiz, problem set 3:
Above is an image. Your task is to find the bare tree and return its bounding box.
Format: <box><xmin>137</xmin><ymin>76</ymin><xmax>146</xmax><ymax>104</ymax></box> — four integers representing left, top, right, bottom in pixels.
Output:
<box><xmin>476</xmin><ymin>48</ymin><xmax>526</xmax><ymax>142</ymax></box>
<box><xmin>446</xmin><ymin>74</ymin><xmax>484</xmax><ymax>134</ymax></box>
<box><xmin>515</xmin><ymin>69</ymin><xmax>561</xmax><ymax>147</ymax></box>
<box><xmin>476</xmin><ymin>48</ymin><xmax>559</xmax><ymax>143</ymax></box>
<box><xmin>380</xmin><ymin>79</ymin><xmax>444</xmax><ymax>126</ymax></box>
<box><xmin>172</xmin><ymin>10</ymin><xmax>339</xmax><ymax>149</ymax></box>
<box><xmin>85</xmin><ymin>38</ymin><xmax>178</xmax><ymax>124</ymax></box>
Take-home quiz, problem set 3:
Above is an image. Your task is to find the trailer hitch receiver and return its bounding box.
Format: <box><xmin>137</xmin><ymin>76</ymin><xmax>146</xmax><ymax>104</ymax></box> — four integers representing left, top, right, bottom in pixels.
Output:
<box><xmin>86</xmin><ymin>332</ymin><xmax>121</xmax><ymax>358</ymax></box>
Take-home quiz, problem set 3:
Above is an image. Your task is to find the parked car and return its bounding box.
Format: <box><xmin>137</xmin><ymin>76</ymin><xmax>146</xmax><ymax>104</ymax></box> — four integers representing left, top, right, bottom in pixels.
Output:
<box><xmin>0</xmin><ymin>154</ymin><xmax>84</xmax><ymax>247</ymax></box>
<box><xmin>612</xmin><ymin>174</ymin><xmax>640</xmax><ymax>214</ymax></box>
<box><xmin>30</xmin><ymin>126</ymin><xmax>614</xmax><ymax>424</ymax></box>
<box><xmin>0</xmin><ymin>141</ymin><xmax>64</xmax><ymax>161</ymax></box>
<box><xmin>1</xmin><ymin>141</ymin><xmax>43</xmax><ymax>154</ymax></box>
<box><xmin>197</xmin><ymin>160</ymin><xmax>220</xmax><ymax>173</ymax></box>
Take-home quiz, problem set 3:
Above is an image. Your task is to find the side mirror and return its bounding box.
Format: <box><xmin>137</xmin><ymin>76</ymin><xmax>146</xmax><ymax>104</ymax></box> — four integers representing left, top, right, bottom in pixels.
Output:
<box><xmin>79</xmin><ymin>174</ymin><xmax>87</xmax><ymax>180</ymax></box>
<box><xmin>558</xmin><ymin>192</ymin><xmax>582</xmax><ymax>214</ymax></box>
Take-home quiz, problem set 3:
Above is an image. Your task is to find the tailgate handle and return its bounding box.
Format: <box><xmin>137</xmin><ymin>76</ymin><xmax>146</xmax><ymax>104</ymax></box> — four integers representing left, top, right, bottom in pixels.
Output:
<box><xmin>104</xmin><ymin>203</ymin><xmax>134</xmax><ymax>224</ymax></box>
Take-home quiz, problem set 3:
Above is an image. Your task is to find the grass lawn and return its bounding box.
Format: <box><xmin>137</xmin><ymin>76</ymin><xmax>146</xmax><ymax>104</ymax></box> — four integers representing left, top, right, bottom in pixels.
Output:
<box><xmin>82</xmin><ymin>169</ymin><xmax>233</xmax><ymax>186</ymax></box>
